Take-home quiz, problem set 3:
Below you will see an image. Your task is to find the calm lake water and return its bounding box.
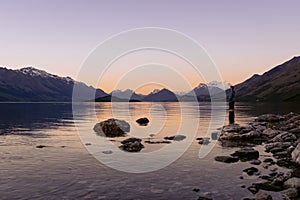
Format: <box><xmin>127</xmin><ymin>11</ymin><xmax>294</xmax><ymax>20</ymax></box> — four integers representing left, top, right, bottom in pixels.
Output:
<box><xmin>0</xmin><ymin>102</ymin><xmax>299</xmax><ymax>200</ymax></box>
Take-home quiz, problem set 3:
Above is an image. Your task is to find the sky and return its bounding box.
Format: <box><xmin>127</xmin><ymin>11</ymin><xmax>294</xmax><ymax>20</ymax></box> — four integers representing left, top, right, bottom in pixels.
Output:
<box><xmin>0</xmin><ymin>0</ymin><xmax>299</xmax><ymax>94</ymax></box>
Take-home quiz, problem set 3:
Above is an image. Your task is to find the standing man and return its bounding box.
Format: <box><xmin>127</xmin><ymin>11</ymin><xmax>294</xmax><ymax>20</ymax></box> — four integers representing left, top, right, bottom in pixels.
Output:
<box><xmin>228</xmin><ymin>85</ymin><xmax>235</xmax><ymax>124</ymax></box>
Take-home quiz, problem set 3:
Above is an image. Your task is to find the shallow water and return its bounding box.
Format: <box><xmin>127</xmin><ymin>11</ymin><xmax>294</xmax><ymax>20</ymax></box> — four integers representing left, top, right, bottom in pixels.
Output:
<box><xmin>0</xmin><ymin>102</ymin><xmax>298</xmax><ymax>199</ymax></box>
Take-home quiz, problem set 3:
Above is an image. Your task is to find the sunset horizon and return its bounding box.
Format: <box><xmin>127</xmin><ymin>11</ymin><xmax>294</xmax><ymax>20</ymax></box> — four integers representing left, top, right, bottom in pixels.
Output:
<box><xmin>1</xmin><ymin>1</ymin><xmax>300</xmax><ymax>199</ymax></box>
<box><xmin>1</xmin><ymin>54</ymin><xmax>298</xmax><ymax>95</ymax></box>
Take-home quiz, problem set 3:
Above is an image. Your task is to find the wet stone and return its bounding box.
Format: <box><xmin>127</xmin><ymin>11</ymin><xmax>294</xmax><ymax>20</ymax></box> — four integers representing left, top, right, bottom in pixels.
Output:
<box><xmin>231</xmin><ymin>147</ymin><xmax>259</xmax><ymax>161</ymax></box>
<box><xmin>215</xmin><ymin>156</ymin><xmax>239</xmax><ymax>163</ymax></box>
<box><xmin>164</xmin><ymin>135</ymin><xmax>186</xmax><ymax>141</ymax></box>
<box><xmin>136</xmin><ymin>117</ymin><xmax>150</xmax><ymax>126</ymax></box>
<box><xmin>250</xmin><ymin>159</ymin><xmax>262</xmax><ymax>165</ymax></box>
<box><xmin>36</xmin><ymin>145</ymin><xmax>47</xmax><ymax>148</ymax></box>
<box><xmin>243</xmin><ymin>167</ymin><xmax>259</xmax><ymax>176</ymax></box>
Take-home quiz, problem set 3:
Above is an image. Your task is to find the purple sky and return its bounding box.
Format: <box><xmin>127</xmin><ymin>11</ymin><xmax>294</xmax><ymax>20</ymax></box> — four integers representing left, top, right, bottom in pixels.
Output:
<box><xmin>0</xmin><ymin>0</ymin><xmax>299</xmax><ymax>93</ymax></box>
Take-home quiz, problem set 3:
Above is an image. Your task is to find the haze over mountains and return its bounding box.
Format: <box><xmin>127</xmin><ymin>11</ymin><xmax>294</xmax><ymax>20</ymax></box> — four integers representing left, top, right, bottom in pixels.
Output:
<box><xmin>0</xmin><ymin>56</ymin><xmax>299</xmax><ymax>102</ymax></box>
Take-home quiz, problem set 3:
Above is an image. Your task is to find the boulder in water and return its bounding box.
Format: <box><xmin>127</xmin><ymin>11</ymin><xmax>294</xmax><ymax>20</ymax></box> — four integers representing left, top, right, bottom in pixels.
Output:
<box><xmin>136</xmin><ymin>117</ymin><xmax>150</xmax><ymax>126</ymax></box>
<box><xmin>119</xmin><ymin>141</ymin><xmax>144</xmax><ymax>152</ymax></box>
<box><xmin>93</xmin><ymin>118</ymin><xmax>130</xmax><ymax>137</ymax></box>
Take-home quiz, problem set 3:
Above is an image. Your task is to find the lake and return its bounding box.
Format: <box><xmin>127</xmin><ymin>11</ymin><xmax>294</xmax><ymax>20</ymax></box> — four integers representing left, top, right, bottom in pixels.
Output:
<box><xmin>0</xmin><ymin>102</ymin><xmax>298</xmax><ymax>199</ymax></box>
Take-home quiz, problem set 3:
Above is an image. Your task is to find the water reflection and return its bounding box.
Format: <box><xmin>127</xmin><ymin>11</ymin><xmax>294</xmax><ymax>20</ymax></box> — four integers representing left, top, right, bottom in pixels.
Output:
<box><xmin>0</xmin><ymin>103</ymin><xmax>74</xmax><ymax>135</ymax></box>
<box><xmin>0</xmin><ymin>102</ymin><xmax>298</xmax><ymax>199</ymax></box>
<box><xmin>237</xmin><ymin>102</ymin><xmax>300</xmax><ymax>115</ymax></box>
<box><xmin>0</xmin><ymin>102</ymin><xmax>298</xmax><ymax>136</ymax></box>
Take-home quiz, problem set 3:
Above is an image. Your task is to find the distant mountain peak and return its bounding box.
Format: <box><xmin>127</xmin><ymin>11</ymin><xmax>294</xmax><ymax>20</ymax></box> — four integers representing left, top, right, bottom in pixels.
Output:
<box><xmin>149</xmin><ymin>88</ymin><xmax>163</xmax><ymax>95</ymax></box>
<box><xmin>110</xmin><ymin>89</ymin><xmax>144</xmax><ymax>101</ymax></box>
<box><xmin>142</xmin><ymin>88</ymin><xmax>177</xmax><ymax>102</ymax></box>
<box><xmin>195</xmin><ymin>83</ymin><xmax>207</xmax><ymax>89</ymax></box>
<box><xmin>20</xmin><ymin>67</ymin><xmax>58</xmax><ymax>79</ymax></box>
<box><xmin>206</xmin><ymin>81</ymin><xmax>230</xmax><ymax>90</ymax></box>
<box><xmin>288</xmin><ymin>56</ymin><xmax>300</xmax><ymax>64</ymax></box>
<box><xmin>19</xmin><ymin>66</ymin><xmax>74</xmax><ymax>83</ymax></box>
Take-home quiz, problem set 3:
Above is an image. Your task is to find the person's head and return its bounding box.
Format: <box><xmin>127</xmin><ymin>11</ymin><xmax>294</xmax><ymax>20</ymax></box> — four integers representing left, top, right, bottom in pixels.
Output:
<box><xmin>230</xmin><ymin>85</ymin><xmax>234</xmax><ymax>90</ymax></box>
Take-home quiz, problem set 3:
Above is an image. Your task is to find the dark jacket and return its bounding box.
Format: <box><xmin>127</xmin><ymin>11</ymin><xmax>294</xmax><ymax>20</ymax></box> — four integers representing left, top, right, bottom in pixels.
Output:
<box><xmin>228</xmin><ymin>90</ymin><xmax>235</xmax><ymax>102</ymax></box>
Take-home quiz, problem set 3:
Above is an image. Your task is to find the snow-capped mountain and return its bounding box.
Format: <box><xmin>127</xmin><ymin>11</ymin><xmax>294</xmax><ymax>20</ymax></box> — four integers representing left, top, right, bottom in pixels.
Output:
<box><xmin>206</xmin><ymin>81</ymin><xmax>231</xmax><ymax>90</ymax></box>
<box><xmin>110</xmin><ymin>89</ymin><xmax>144</xmax><ymax>101</ymax></box>
<box><xmin>20</xmin><ymin>67</ymin><xmax>74</xmax><ymax>84</ymax></box>
<box><xmin>185</xmin><ymin>83</ymin><xmax>225</xmax><ymax>96</ymax></box>
<box><xmin>20</xmin><ymin>67</ymin><xmax>76</xmax><ymax>86</ymax></box>
<box><xmin>1</xmin><ymin>56</ymin><xmax>299</xmax><ymax>102</ymax></box>
<box><xmin>0</xmin><ymin>67</ymin><xmax>107</xmax><ymax>101</ymax></box>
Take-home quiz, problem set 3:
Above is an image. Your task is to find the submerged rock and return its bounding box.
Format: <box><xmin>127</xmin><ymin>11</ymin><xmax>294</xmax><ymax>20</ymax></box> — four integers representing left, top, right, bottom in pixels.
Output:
<box><xmin>136</xmin><ymin>117</ymin><xmax>150</xmax><ymax>126</ymax></box>
<box><xmin>214</xmin><ymin>156</ymin><xmax>239</xmax><ymax>163</ymax></box>
<box><xmin>250</xmin><ymin>159</ymin><xmax>262</xmax><ymax>165</ymax></box>
<box><xmin>248</xmin><ymin>185</ymin><xmax>258</xmax><ymax>194</ymax></box>
<box><xmin>193</xmin><ymin>188</ymin><xmax>200</xmax><ymax>192</ymax></box>
<box><xmin>254</xmin><ymin>191</ymin><xmax>273</xmax><ymax>200</ymax></box>
<box><xmin>93</xmin><ymin>118</ymin><xmax>130</xmax><ymax>137</ymax></box>
<box><xmin>198</xmin><ymin>137</ymin><xmax>210</xmax><ymax>145</ymax></box>
<box><xmin>197</xmin><ymin>196</ymin><xmax>212</xmax><ymax>200</ymax></box>
<box><xmin>164</xmin><ymin>135</ymin><xmax>186</xmax><ymax>141</ymax></box>
<box><xmin>102</xmin><ymin>150</ymin><xmax>113</xmax><ymax>154</ymax></box>
<box><xmin>252</xmin><ymin>181</ymin><xmax>283</xmax><ymax>192</ymax></box>
<box><xmin>263</xmin><ymin>158</ymin><xmax>274</xmax><ymax>163</ymax></box>
<box><xmin>243</xmin><ymin>167</ymin><xmax>259</xmax><ymax>176</ymax></box>
<box><xmin>197</xmin><ymin>195</ymin><xmax>213</xmax><ymax>200</ymax></box>
<box><xmin>211</xmin><ymin>131</ymin><xmax>219</xmax><ymax>140</ymax></box>
<box><xmin>144</xmin><ymin>140</ymin><xmax>171</xmax><ymax>144</ymax></box>
<box><xmin>230</xmin><ymin>147</ymin><xmax>259</xmax><ymax>161</ymax></box>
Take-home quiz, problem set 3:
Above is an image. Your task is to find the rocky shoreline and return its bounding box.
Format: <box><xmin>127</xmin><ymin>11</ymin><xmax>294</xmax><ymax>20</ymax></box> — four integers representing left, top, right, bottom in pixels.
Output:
<box><xmin>211</xmin><ymin>112</ymin><xmax>300</xmax><ymax>200</ymax></box>
<box><xmin>93</xmin><ymin>113</ymin><xmax>300</xmax><ymax>199</ymax></box>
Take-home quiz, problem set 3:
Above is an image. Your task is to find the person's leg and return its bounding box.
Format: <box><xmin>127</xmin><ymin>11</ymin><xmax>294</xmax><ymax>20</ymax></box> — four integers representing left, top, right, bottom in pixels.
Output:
<box><xmin>229</xmin><ymin>101</ymin><xmax>235</xmax><ymax>124</ymax></box>
<box><xmin>229</xmin><ymin>101</ymin><xmax>234</xmax><ymax>110</ymax></box>
<box><xmin>229</xmin><ymin>110</ymin><xmax>235</xmax><ymax>124</ymax></box>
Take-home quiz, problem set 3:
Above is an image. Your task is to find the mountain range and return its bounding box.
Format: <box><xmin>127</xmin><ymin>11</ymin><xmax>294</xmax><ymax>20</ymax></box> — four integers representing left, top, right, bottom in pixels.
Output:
<box><xmin>0</xmin><ymin>56</ymin><xmax>299</xmax><ymax>102</ymax></box>
<box><xmin>0</xmin><ymin>67</ymin><xmax>107</xmax><ymax>101</ymax></box>
<box><xmin>235</xmin><ymin>56</ymin><xmax>300</xmax><ymax>102</ymax></box>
